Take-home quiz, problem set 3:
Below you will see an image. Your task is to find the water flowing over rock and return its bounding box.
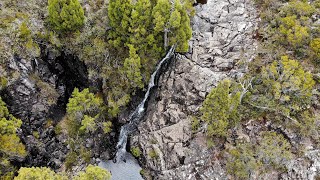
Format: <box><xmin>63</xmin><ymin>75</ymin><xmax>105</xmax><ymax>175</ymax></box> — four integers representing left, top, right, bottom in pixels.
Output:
<box><xmin>114</xmin><ymin>46</ymin><xmax>176</xmax><ymax>163</ymax></box>
<box><xmin>131</xmin><ymin>0</ymin><xmax>258</xmax><ymax>178</ymax></box>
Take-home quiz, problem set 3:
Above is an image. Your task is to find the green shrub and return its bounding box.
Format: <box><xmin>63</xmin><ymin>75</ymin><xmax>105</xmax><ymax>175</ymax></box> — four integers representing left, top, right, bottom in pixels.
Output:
<box><xmin>0</xmin><ymin>97</ymin><xmax>26</xmax><ymax>178</ymax></box>
<box><xmin>65</xmin><ymin>151</ymin><xmax>78</xmax><ymax>170</ymax></box>
<box><xmin>257</xmin><ymin>131</ymin><xmax>292</xmax><ymax>170</ymax></box>
<box><xmin>191</xmin><ymin>116</ymin><xmax>200</xmax><ymax>133</ymax></box>
<box><xmin>66</xmin><ymin>88</ymin><xmax>112</xmax><ymax>137</ymax></box>
<box><xmin>48</xmin><ymin>0</ymin><xmax>85</xmax><ymax>33</ymax></box>
<box><xmin>148</xmin><ymin>149</ymin><xmax>158</xmax><ymax>159</ymax></box>
<box><xmin>74</xmin><ymin>165</ymin><xmax>111</xmax><ymax>180</ymax></box>
<box><xmin>0</xmin><ymin>77</ymin><xmax>8</xmax><ymax>90</ymax></box>
<box><xmin>200</xmin><ymin>79</ymin><xmax>240</xmax><ymax>138</ymax></box>
<box><xmin>80</xmin><ymin>146</ymin><xmax>91</xmax><ymax>163</ymax></box>
<box><xmin>32</xmin><ymin>131</ymin><xmax>40</xmax><ymax>139</ymax></box>
<box><xmin>226</xmin><ymin>142</ymin><xmax>259</xmax><ymax>179</ymax></box>
<box><xmin>140</xmin><ymin>169</ymin><xmax>145</xmax><ymax>176</ymax></box>
<box><xmin>14</xmin><ymin>167</ymin><xmax>67</xmax><ymax>180</ymax></box>
<box><xmin>130</xmin><ymin>147</ymin><xmax>141</xmax><ymax>158</ymax></box>
<box><xmin>19</xmin><ymin>22</ymin><xmax>31</xmax><ymax>41</ymax></box>
<box><xmin>310</xmin><ymin>38</ymin><xmax>320</xmax><ymax>62</ymax></box>
<box><xmin>54</xmin><ymin>123</ymin><xmax>62</xmax><ymax>135</ymax></box>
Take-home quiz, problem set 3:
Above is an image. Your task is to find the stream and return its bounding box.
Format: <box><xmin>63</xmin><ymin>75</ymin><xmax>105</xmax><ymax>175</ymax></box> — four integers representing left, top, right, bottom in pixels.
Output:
<box><xmin>99</xmin><ymin>46</ymin><xmax>175</xmax><ymax>180</ymax></box>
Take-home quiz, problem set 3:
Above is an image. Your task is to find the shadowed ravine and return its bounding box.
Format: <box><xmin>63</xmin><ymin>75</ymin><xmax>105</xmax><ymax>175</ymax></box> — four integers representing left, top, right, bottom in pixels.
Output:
<box><xmin>99</xmin><ymin>46</ymin><xmax>176</xmax><ymax>179</ymax></box>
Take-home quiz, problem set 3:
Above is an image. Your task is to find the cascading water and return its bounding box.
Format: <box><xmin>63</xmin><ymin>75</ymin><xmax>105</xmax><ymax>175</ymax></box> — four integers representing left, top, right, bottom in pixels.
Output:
<box><xmin>99</xmin><ymin>46</ymin><xmax>175</xmax><ymax>180</ymax></box>
<box><xmin>114</xmin><ymin>46</ymin><xmax>176</xmax><ymax>163</ymax></box>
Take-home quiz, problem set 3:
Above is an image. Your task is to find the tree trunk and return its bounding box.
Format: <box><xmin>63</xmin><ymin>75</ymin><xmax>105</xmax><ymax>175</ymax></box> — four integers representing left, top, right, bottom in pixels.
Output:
<box><xmin>164</xmin><ymin>28</ymin><xmax>169</xmax><ymax>50</ymax></box>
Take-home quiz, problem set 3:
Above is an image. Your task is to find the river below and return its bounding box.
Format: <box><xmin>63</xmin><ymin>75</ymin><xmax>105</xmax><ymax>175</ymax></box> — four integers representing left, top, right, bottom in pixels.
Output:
<box><xmin>98</xmin><ymin>152</ymin><xmax>143</xmax><ymax>180</ymax></box>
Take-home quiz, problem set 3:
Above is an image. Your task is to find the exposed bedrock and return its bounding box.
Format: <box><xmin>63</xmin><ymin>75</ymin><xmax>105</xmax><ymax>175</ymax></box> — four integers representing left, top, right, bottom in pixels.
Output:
<box><xmin>131</xmin><ymin>0</ymin><xmax>258</xmax><ymax>179</ymax></box>
<box><xmin>1</xmin><ymin>48</ymin><xmax>89</xmax><ymax>168</ymax></box>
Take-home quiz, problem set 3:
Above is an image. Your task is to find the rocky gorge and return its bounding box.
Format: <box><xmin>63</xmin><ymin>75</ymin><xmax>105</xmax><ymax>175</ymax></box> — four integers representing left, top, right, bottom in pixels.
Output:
<box><xmin>1</xmin><ymin>0</ymin><xmax>320</xmax><ymax>179</ymax></box>
<box><xmin>131</xmin><ymin>0</ymin><xmax>320</xmax><ymax>179</ymax></box>
<box><xmin>131</xmin><ymin>0</ymin><xmax>258</xmax><ymax>178</ymax></box>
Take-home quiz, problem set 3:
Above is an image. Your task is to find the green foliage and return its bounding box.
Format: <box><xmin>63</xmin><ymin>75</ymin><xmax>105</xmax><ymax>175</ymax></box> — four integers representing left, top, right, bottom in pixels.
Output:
<box><xmin>65</xmin><ymin>151</ymin><xmax>78</xmax><ymax>170</ymax></box>
<box><xmin>14</xmin><ymin>166</ymin><xmax>111</xmax><ymax>180</ymax></box>
<box><xmin>200</xmin><ymin>79</ymin><xmax>240</xmax><ymax>138</ymax></box>
<box><xmin>14</xmin><ymin>167</ymin><xmax>67</xmax><ymax>180</ymax></box>
<box><xmin>140</xmin><ymin>169</ymin><xmax>145</xmax><ymax>176</ymax></box>
<box><xmin>281</xmin><ymin>0</ymin><xmax>315</xmax><ymax>18</ymax></box>
<box><xmin>48</xmin><ymin>0</ymin><xmax>85</xmax><ymax>33</ymax></box>
<box><xmin>19</xmin><ymin>22</ymin><xmax>31</xmax><ymax>41</ymax></box>
<box><xmin>0</xmin><ymin>77</ymin><xmax>8</xmax><ymax>90</ymax></box>
<box><xmin>65</xmin><ymin>88</ymin><xmax>112</xmax><ymax>170</ymax></box>
<box><xmin>79</xmin><ymin>115</ymin><xmax>97</xmax><ymax>134</ymax></box>
<box><xmin>169</xmin><ymin>0</ymin><xmax>192</xmax><ymax>52</ymax></box>
<box><xmin>32</xmin><ymin>131</ymin><xmax>40</xmax><ymax>139</ymax></box>
<box><xmin>246</xmin><ymin>0</ymin><xmax>319</xmax><ymax>143</ymax></box>
<box><xmin>107</xmin><ymin>0</ymin><xmax>132</xmax><ymax>48</ymax></box>
<box><xmin>255</xmin><ymin>56</ymin><xmax>314</xmax><ymax>115</ymax></box>
<box><xmin>152</xmin><ymin>0</ymin><xmax>192</xmax><ymax>52</ymax></box>
<box><xmin>191</xmin><ymin>116</ymin><xmax>200</xmax><ymax>133</ymax></box>
<box><xmin>278</xmin><ymin>15</ymin><xmax>310</xmax><ymax>48</ymax></box>
<box><xmin>123</xmin><ymin>45</ymin><xmax>144</xmax><ymax>89</ymax></box>
<box><xmin>258</xmin><ymin>0</ymin><xmax>318</xmax><ymax>61</ymax></box>
<box><xmin>66</xmin><ymin>88</ymin><xmax>112</xmax><ymax>137</ymax></box>
<box><xmin>102</xmin><ymin>121</ymin><xmax>112</xmax><ymax>134</ymax></box>
<box><xmin>104</xmin><ymin>0</ymin><xmax>194</xmax><ymax>118</ymax></box>
<box><xmin>257</xmin><ymin>131</ymin><xmax>292</xmax><ymax>170</ymax></box>
<box><xmin>130</xmin><ymin>146</ymin><xmax>141</xmax><ymax>158</ymax></box>
<box><xmin>0</xmin><ymin>97</ymin><xmax>26</xmax><ymax>177</ymax></box>
<box><xmin>152</xmin><ymin>0</ymin><xmax>171</xmax><ymax>33</ymax></box>
<box><xmin>227</xmin><ymin>131</ymin><xmax>292</xmax><ymax>178</ymax></box>
<box><xmin>243</xmin><ymin>55</ymin><xmax>317</xmax><ymax>135</ymax></box>
<box><xmin>226</xmin><ymin>142</ymin><xmax>260</xmax><ymax>179</ymax></box>
<box><xmin>148</xmin><ymin>149</ymin><xmax>158</xmax><ymax>159</ymax></box>
<box><xmin>310</xmin><ymin>38</ymin><xmax>320</xmax><ymax>62</ymax></box>
<box><xmin>74</xmin><ymin>165</ymin><xmax>111</xmax><ymax>180</ymax></box>
<box><xmin>79</xmin><ymin>146</ymin><xmax>91</xmax><ymax>164</ymax></box>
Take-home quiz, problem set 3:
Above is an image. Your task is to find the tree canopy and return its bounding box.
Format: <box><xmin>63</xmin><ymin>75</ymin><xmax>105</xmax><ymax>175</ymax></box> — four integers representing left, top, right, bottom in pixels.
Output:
<box><xmin>48</xmin><ymin>0</ymin><xmax>85</xmax><ymax>33</ymax></box>
<box><xmin>0</xmin><ymin>97</ymin><xmax>26</xmax><ymax>179</ymax></box>
<box><xmin>200</xmin><ymin>80</ymin><xmax>240</xmax><ymax>138</ymax></box>
<box><xmin>14</xmin><ymin>166</ymin><xmax>111</xmax><ymax>180</ymax></box>
<box><xmin>66</xmin><ymin>88</ymin><xmax>111</xmax><ymax>137</ymax></box>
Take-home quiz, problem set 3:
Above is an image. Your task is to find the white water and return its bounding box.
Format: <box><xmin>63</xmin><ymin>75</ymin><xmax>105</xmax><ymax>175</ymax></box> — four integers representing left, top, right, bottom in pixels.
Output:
<box><xmin>114</xmin><ymin>46</ymin><xmax>176</xmax><ymax>162</ymax></box>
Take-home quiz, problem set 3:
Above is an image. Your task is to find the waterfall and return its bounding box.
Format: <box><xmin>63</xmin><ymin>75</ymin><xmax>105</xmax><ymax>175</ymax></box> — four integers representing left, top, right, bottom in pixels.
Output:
<box><xmin>113</xmin><ymin>46</ymin><xmax>176</xmax><ymax>163</ymax></box>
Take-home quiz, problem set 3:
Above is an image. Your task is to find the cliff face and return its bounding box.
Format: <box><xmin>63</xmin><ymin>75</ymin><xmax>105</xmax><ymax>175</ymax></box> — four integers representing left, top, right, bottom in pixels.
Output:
<box><xmin>132</xmin><ymin>0</ymin><xmax>258</xmax><ymax>178</ymax></box>
<box><xmin>1</xmin><ymin>49</ymin><xmax>90</xmax><ymax>168</ymax></box>
<box><xmin>132</xmin><ymin>0</ymin><xmax>320</xmax><ymax>179</ymax></box>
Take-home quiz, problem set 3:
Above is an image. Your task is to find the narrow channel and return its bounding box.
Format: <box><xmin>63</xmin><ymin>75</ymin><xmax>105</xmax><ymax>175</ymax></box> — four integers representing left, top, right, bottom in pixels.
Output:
<box><xmin>99</xmin><ymin>46</ymin><xmax>176</xmax><ymax>180</ymax></box>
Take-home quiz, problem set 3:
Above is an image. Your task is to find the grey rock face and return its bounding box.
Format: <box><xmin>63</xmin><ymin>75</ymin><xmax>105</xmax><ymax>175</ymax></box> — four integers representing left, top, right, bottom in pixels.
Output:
<box><xmin>132</xmin><ymin>0</ymin><xmax>258</xmax><ymax>179</ymax></box>
<box><xmin>1</xmin><ymin>49</ymin><xmax>89</xmax><ymax>168</ymax></box>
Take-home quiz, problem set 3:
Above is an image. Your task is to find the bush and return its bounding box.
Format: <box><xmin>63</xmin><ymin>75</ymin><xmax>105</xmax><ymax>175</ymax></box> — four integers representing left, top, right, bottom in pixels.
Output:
<box><xmin>226</xmin><ymin>142</ymin><xmax>259</xmax><ymax>179</ymax></box>
<box><xmin>48</xmin><ymin>0</ymin><xmax>85</xmax><ymax>33</ymax></box>
<box><xmin>148</xmin><ymin>149</ymin><xmax>158</xmax><ymax>159</ymax></box>
<box><xmin>310</xmin><ymin>38</ymin><xmax>320</xmax><ymax>62</ymax></box>
<box><xmin>74</xmin><ymin>165</ymin><xmax>111</xmax><ymax>180</ymax></box>
<box><xmin>130</xmin><ymin>147</ymin><xmax>141</xmax><ymax>158</ymax></box>
<box><xmin>0</xmin><ymin>97</ymin><xmax>26</xmax><ymax>178</ymax></box>
<box><xmin>65</xmin><ymin>151</ymin><xmax>78</xmax><ymax>170</ymax></box>
<box><xmin>257</xmin><ymin>131</ymin><xmax>292</xmax><ymax>170</ymax></box>
<box><xmin>14</xmin><ymin>167</ymin><xmax>67</xmax><ymax>180</ymax></box>
<box><xmin>200</xmin><ymin>79</ymin><xmax>240</xmax><ymax>138</ymax></box>
<box><xmin>66</xmin><ymin>88</ymin><xmax>112</xmax><ymax>137</ymax></box>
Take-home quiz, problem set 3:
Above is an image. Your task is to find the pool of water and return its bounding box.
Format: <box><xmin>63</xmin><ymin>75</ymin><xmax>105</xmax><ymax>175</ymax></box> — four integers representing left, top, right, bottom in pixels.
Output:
<box><xmin>98</xmin><ymin>152</ymin><xmax>143</xmax><ymax>180</ymax></box>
